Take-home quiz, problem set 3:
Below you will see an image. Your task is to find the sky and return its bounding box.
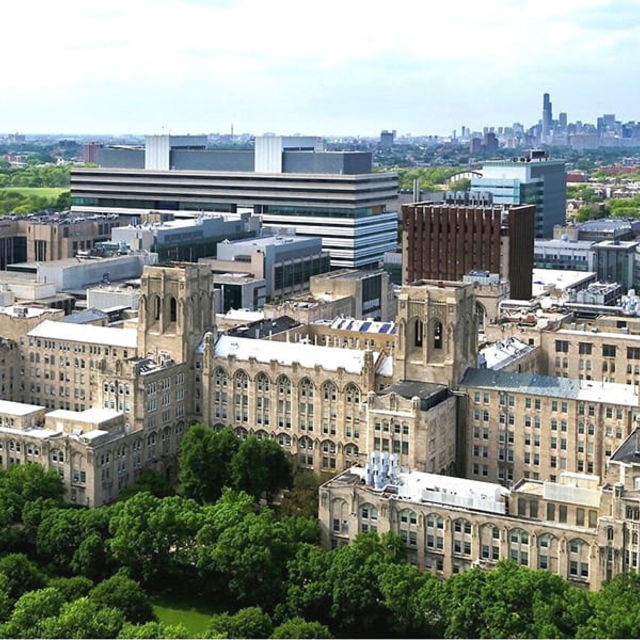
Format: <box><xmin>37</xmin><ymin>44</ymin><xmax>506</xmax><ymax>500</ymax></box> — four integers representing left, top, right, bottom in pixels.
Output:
<box><xmin>3</xmin><ymin>0</ymin><xmax>640</xmax><ymax>136</ymax></box>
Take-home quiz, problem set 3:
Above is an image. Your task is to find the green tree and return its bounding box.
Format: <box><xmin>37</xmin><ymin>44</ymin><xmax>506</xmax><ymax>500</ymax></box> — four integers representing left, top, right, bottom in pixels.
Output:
<box><xmin>54</xmin><ymin>190</ymin><xmax>71</xmax><ymax>210</ymax></box>
<box><xmin>0</xmin><ymin>554</ymin><xmax>45</xmax><ymax>603</ymax></box>
<box><xmin>108</xmin><ymin>492</ymin><xmax>203</xmax><ymax>583</ymax></box>
<box><xmin>439</xmin><ymin>561</ymin><xmax>589</xmax><ymax>639</ymax></box>
<box><xmin>119</xmin><ymin>469</ymin><xmax>173</xmax><ymax>500</ymax></box>
<box><xmin>231</xmin><ymin>436</ymin><xmax>292</xmax><ymax>501</ymax></box>
<box><xmin>207</xmin><ymin>509</ymin><xmax>296</xmax><ymax>608</ymax></box>
<box><xmin>579</xmin><ymin>573</ymin><xmax>640</xmax><ymax>638</ymax></box>
<box><xmin>2</xmin><ymin>587</ymin><xmax>64</xmax><ymax>638</ymax></box>
<box><xmin>178</xmin><ymin>425</ymin><xmax>239</xmax><ymax>503</ymax></box>
<box><xmin>575</xmin><ymin>204</ymin><xmax>605</xmax><ymax>222</ymax></box>
<box><xmin>0</xmin><ymin>575</ymin><xmax>12</xmax><ymax>623</ymax></box>
<box><xmin>47</xmin><ymin>576</ymin><xmax>94</xmax><ymax>602</ymax></box>
<box><xmin>378</xmin><ymin>562</ymin><xmax>443</xmax><ymax>637</ymax></box>
<box><xmin>118</xmin><ymin>621</ymin><xmax>188</xmax><ymax>639</ymax></box>
<box><xmin>36</xmin><ymin>506</ymin><xmax>113</xmax><ymax>580</ymax></box>
<box><xmin>277</xmin><ymin>472</ymin><xmax>324</xmax><ymax>519</ymax></box>
<box><xmin>448</xmin><ymin>178</ymin><xmax>471</xmax><ymax>191</ymax></box>
<box><xmin>39</xmin><ymin>597</ymin><xmax>124</xmax><ymax>639</ymax></box>
<box><xmin>325</xmin><ymin>533</ymin><xmax>405</xmax><ymax>636</ymax></box>
<box><xmin>206</xmin><ymin>607</ymin><xmax>273</xmax><ymax>639</ymax></box>
<box><xmin>90</xmin><ymin>574</ymin><xmax>156</xmax><ymax>624</ymax></box>
<box><xmin>0</xmin><ymin>464</ymin><xmax>64</xmax><ymax>523</ymax></box>
<box><xmin>277</xmin><ymin>544</ymin><xmax>332</xmax><ymax>626</ymax></box>
<box><xmin>271</xmin><ymin>617</ymin><xmax>333</xmax><ymax>639</ymax></box>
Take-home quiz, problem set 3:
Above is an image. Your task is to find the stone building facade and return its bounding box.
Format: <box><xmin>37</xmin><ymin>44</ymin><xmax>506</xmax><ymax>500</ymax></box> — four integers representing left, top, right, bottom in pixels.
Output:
<box><xmin>459</xmin><ymin>368</ymin><xmax>640</xmax><ymax>485</ymax></box>
<box><xmin>319</xmin><ymin>455</ymin><xmax>640</xmax><ymax>590</ymax></box>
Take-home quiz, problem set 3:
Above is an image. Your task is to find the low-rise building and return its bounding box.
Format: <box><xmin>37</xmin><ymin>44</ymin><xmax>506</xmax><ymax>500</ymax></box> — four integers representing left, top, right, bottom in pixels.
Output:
<box><xmin>202</xmin><ymin>233</ymin><xmax>330</xmax><ymax>304</ymax></box>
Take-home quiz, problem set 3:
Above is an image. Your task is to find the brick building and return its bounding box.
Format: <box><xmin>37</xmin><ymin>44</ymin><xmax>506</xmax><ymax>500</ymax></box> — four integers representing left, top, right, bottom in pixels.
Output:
<box><xmin>402</xmin><ymin>202</ymin><xmax>534</xmax><ymax>300</ymax></box>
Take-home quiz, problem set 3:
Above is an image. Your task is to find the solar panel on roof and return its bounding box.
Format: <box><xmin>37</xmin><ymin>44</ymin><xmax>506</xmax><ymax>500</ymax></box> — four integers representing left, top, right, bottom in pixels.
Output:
<box><xmin>380</xmin><ymin>323</ymin><xmax>391</xmax><ymax>334</ymax></box>
<box><xmin>360</xmin><ymin>322</ymin><xmax>371</xmax><ymax>332</ymax></box>
<box><xmin>345</xmin><ymin>321</ymin><xmax>354</xmax><ymax>331</ymax></box>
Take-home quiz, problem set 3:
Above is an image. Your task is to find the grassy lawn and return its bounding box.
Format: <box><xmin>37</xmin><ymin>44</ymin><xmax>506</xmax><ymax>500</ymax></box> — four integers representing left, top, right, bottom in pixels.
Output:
<box><xmin>152</xmin><ymin>594</ymin><xmax>220</xmax><ymax>637</ymax></box>
<box><xmin>1</xmin><ymin>187</ymin><xmax>68</xmax><ymax>198</ymax></box>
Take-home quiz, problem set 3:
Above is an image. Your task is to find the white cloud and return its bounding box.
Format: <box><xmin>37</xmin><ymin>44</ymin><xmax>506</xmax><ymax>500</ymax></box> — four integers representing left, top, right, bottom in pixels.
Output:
<box><xmin>2</xmin><ymin>0</ymin><xmax>639</xmax><ymax>133</ymax></box>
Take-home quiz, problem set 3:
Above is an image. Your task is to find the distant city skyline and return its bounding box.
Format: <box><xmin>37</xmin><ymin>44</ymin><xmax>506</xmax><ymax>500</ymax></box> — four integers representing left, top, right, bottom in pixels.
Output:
<box><xmin>4</xmin><ymin>0</ymin><xmax>640</xmax><ymax>136</ymax></box>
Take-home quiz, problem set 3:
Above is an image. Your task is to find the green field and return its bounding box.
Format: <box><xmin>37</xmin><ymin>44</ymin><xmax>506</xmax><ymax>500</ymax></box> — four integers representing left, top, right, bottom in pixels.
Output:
<box><xmin>1</xmin><ymin>187</ymin><xmax>68</xmax><ymax>198</ymax></box>
<box><xmin>152</xmin><ymin>594</ymin><xmax>221</xmax><ymax>637</ymax></box>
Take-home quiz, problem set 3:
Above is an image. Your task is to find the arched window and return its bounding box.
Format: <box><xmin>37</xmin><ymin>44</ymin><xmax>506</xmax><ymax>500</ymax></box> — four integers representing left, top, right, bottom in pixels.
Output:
<box><xmin>508</xmin><ymin>528</ymin><xmax>529</xmax><ymax>566</ymax></box>
<box><xmin>214</xmin><ymin>368</ymin><xmax>228</xmax><ymax>387</ymax></box>
<box><xmin>331</xmin><ymin>498</ymin><xmax>348</xmax><ymax>535</ymax></box>
<box><xmin>255</xmin><ymin>429</ymin><xmax>269</xmax><ymax>440</ymax></box>
<box><xmin>234</xmin><ymin>427</ymin><xmax>248</xmax><ymax>439</ymax></box>
<box><xmin>299</xmin><ymin>435</ymin><xmax>314</xmax><ymax>450</ymax></box>
<box><xmin>234</xmin><ymin>370</ymin><xmax>248</xmax><ymax>390</ymax></box>
<box><xmin>414</xmin><ymin>318</ymin><xmax>423</xmax><ymax>347</ymax></box>
<box><xmin>256</xmin><ymin>372</ymin><xmax>270</xmax><ymax>392</ymax></box>
<box><xmin>255</xmin><ymin>373</ymin><xmax>270</xmax><ymax>427</ymax></box>
<box><xmin>480</xmin><ymin>524</ymin><xmax>501</xmax><ymax>562</ymax></box>
<box><xmin>425</xmin><ymin>513</ymin><xmax>445</xmax><ymax>556</ymax></box>
<box><xmin>322</xmin><ymin>381</ymin><xmax>337</xmax><ymax>401</ymax></box>
<box><xmin>322</xmin><ymin>382</ymin><xmax>338</xmax><ymax>437</ymax></box>
<box><xmin>277</xmin><ymin>433</ymin><xmax>291</xmax><ymax>447</ymax></box>
<box><xmin>50</xmin><ymin>448</ymin><xmax>64</xmax><ymax>463</ymax></box>
<box><xmin>300</xmin><ymin>378</ymin><xmax>314</xmax><ymax>399</ymax></box>
<box><xmin>169</xmin><ymin>297</ymin><xmax>177</xmax><ymax>323</ymax></box>
<box><xmin>299</xmin><ymin>378</ymin><xmax>314</xmax><ymax>433</ymax></box>
<box><xmin>568</xmin><ymin>538</ymin><xmax>589</xmax><ymax>579</ymax></box>
<box><xmin>277</xmin><ymin>375</ymin><xmax>291</xmax><ymax>396</ymax></box>
<box><xmin>345</xmin><ymin>443</ymin><xmax>359</xmax><ymax>462</ymax></box>
<box><xmin>538</xmin><ymin>534</ymin><xmax>558</xmax><ymax>571</ymax></box>
<box><xmin>433</xmin><ymin>320</ymin><xmax>443</xmax><ymax>349</ymax></box>
<box><xmin>453</xmin><ymin>518</ymin><xmax>472</xmax><ymax>556</ymax></box>
<box><xmin>399</xmin><ymin>509</ymin><xmax>418</xmax><ymax>526</ymax></box>
<box><xmin>299</xmin><ymin>435</ymin><xmax>314</xmax><ymax>467</ymax></box>
<box><xmin>359</xmin><ymin>503</ymin><xmax>378</xmax><ymax>532</ymax></box>
<box><xmin>234</xmin><ymin>372</ymin><xmax>249</xmax><ymax>424</ymax></box>
<box><xmin>345</xmin><ymin>384</ymin><xmax>360</xmax><ymax>404</ymax></box>
<box><xmin>321</xmin><ymin>440</ymin><xmax>337</xmax><ymax>470</ymax></box>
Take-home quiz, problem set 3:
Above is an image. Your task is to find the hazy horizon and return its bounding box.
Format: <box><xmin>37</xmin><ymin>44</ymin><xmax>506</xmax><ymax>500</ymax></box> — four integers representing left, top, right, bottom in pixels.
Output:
<box><xmin>4</xmin><ymin>0</ymin><xmax>640</xmax><ymax>136</ymax></box>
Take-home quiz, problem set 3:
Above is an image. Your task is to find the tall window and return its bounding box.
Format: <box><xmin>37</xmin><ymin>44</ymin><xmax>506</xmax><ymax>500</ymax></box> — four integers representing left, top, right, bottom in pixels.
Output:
<box><xmin>169</xmin><ymin>297</ymin><xmax>177</xmax><ymax>323</ymax></box>
<box><xmin>414</xmin><ymin>319</ymin><xmax>423</xmax><ymax>347</ymax></box>
<box><xmin>433</xmin><ymin>320</ymin><xmax>443</xmax><ymax>349</ymax></box>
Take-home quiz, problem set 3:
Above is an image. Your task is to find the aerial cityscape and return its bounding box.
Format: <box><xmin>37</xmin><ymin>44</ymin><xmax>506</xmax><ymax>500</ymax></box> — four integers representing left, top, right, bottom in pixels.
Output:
<box><xmin>2</xmin><ymin>1</ymin><xmax>640</xmax><ymax>639</ymax></box>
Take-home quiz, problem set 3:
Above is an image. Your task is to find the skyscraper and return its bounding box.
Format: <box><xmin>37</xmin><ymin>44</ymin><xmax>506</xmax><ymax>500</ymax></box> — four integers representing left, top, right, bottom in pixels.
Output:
<box><xmin>542</xmin><ymin>92</ymin><xmax>553</xmax><ymax>140</ymax></box>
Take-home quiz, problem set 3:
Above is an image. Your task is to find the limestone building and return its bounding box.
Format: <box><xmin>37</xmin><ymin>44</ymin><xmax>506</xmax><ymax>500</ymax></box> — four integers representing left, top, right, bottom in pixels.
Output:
<box><xmin>319</xmin><ymin>448</ymin><xmax>640</xmax><ymax>590</ymax></box>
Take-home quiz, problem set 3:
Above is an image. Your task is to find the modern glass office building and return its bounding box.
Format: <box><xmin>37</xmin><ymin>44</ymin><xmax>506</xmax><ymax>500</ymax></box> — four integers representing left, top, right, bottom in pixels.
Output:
<box><xmin>471</xmin><ymin>152</ymin><xmax>566</xmax><ymax>238</ymax></box>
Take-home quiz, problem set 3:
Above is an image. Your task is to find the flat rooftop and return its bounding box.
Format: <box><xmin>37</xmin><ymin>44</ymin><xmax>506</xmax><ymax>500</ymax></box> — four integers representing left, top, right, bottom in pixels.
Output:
<box><xmin>479</xmin><ymin>337</ymin><xmax>534</xmax><ymax>370</ymax></box>
<box><xmin>460</xmin><ymin>368</ymin><xmax>640</xmax><ymax>406</ymax></box>
<box><xmin>213</xmin><ymin>334</ymin><xmax>379</xmax><ymax>374</ymax></box>
<box><xmin>0</xmin><ymin>305</ymin><xmax>52</xmax><ymax>319</ymax></box>
<box><xmin>46</xmin><ymin>407</ymin><xmax>123</xmax><ymax>423</ymax></box>
<box><xmin>345</xmin><ymin>465</ymin><xmax>509</xmax><ymax>515</ymax></box>
<box><xmin>0</xmin><ymin>399</ymin><xmax>45</xmax><ymax>416</ymax></box>
<box><xmin>535</xmin><ymin>239</ymin><xmax>595</xmax><ymax>250</ymax></box>
<box><xmin>316</xmin><ymin>317</ymin><xmax>396</xmax><ymax>335</ymax></box>
<box><xmin>532</xmin><ymin>268</ymin><xmax>596</xmax><ymax>296</ymax></box>
<box><xmin>28</xmin><ymin>319</ymin><xmax>137</xmax><ymax>349</ymax></box>
<box><xmin>218</xmin><ymin>234</ymin><xmax>312</xmax><ymax>250</ymax></box>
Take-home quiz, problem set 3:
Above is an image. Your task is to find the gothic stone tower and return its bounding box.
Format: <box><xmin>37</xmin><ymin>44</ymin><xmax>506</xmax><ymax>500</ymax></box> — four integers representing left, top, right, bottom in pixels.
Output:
<box><xmin>394</xmin><ymin>280</ymin><xmax>477</xmax><ymax>386</ymax></box>
<box><xmin>137</xmin><ymin>263</ymin><xmax>214</xmax><ymax>364</ymax></box>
